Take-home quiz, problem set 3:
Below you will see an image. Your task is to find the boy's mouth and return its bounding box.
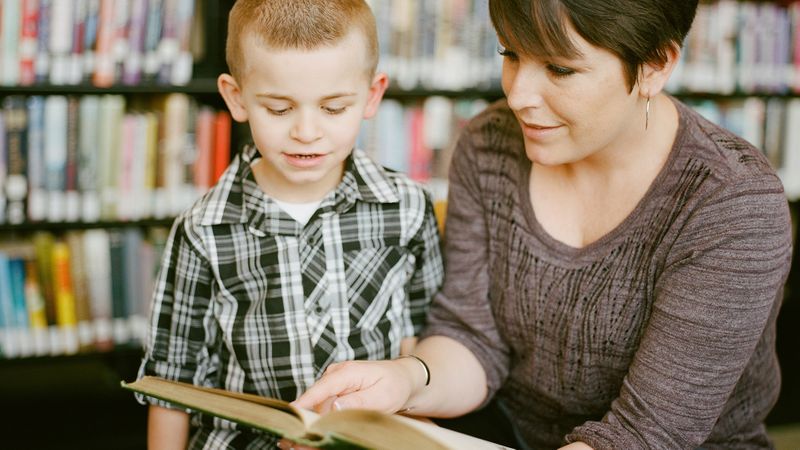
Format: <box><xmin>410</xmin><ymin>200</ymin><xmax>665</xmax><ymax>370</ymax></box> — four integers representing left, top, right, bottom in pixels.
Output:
<box><xmin>283</xmin><ymin>152</ymin><xmax>327</xmax><ymax>168</ymax></box>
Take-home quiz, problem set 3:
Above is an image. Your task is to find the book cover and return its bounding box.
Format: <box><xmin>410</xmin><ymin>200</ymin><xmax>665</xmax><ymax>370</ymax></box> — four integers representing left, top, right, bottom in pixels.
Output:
<box><xmin>44</xmin><ymin>96</ymin><xmax>68</xmax><ymax>223</ymax></box>
<box><xmin>123</xmin><ymin>376</ymin><xmax>513</xmax><ymax>450</ymax></box>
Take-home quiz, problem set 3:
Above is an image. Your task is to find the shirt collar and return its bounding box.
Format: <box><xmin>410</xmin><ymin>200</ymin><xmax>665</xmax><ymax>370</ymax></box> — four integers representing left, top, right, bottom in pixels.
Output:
<box><xmin>196</xmin><ymin>145</ymin><xmax>400</xmax><ymax>231</ymax></box>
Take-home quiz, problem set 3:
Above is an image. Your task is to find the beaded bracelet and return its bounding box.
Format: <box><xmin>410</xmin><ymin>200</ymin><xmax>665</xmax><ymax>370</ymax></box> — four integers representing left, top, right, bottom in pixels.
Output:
<box><xmin>396</xmin><ymin>354</ymin><xmax>431</xmax><ymax>386</ymax></box>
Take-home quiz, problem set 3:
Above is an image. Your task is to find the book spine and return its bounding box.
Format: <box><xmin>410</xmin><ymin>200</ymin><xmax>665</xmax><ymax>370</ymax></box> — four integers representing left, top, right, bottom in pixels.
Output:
<box><xmin>1</xmin><ymin>0</ymin><xmax>22</xmax><ymax>86</ymax></box>
<box><xmin>108</xmin><ymin>230</ymin><xmax>131</xmax><ymax>345</ymax></box>
<box><xmin>24</xmin><ymin>258</ymin><xmax>50</xmax><ymax>356</ymax></box>
<box><xmin>3</xmin><ymin>96</ymin><xmax>30</xmax><ymax>225</ymax></box>
<box><xmin>51</xmin><ymin>241</ymin><xmax>79</xmax><ymax>354</ymax></box>
<box><xmin>18</xmin><ymin>0</ymin><xmax>40</xmax><ymax>86</ymax></box>
<box><xmin>34</xmin><ymin>0</ymin><xmax>52</xmax><ymax>83</ymax></box>
<box><xmin>65</xmin><ymin>97</ymin><xmax>81</xmax><ymax>222</ymax></box>
<box><xmin>26</xmin><ymin>96</ymin><xmax>47</xmax><ymax>222</ymax></box>
<box><xmin>0</xmin><ymin>254</ymin><xmax>14</xmax><ymax>357</ymax></box>
<box><xmin>92</xmin><ymin>0</ymin><xmax>116</xmax><ymax>87</ymax></box>
<box><xmin>8</xmin><ymin>258</ymin><xmax>33</xmax><ymax>357</ymax></box>
<box><xmin>44</xmin><ymin>96</ymin><xmax>68</xmax><ymax>223</ymax></box>
<box><xmin>212</xmin><ymin>111</ymin><xmax>232</xmax><ymax>185</ymax></box>
<box><xmin>82</xmin><ymin>229</ymin><xmax>114</xmax><ymax>351</ymax></box>
<box><xmin>48</xmin><ymin>0</ymin><xmax>75</xmax><ymax>85</ymax></box>
<box><xmin>122</xmin><ymin>0</ymin><xmax>149</xmax><ymax>85</ymax></box>
<box><xmin>82</xmin><ymin>0</ymin><xmax>100</xmax><ymax>82</ymax></box>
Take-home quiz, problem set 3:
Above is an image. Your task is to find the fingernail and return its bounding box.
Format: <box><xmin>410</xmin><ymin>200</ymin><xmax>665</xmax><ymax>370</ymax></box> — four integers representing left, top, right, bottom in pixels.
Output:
<box><xmin>333</xmin><ymin>400</ymin><xmax>342</xmax><ymax>411</ymax></box>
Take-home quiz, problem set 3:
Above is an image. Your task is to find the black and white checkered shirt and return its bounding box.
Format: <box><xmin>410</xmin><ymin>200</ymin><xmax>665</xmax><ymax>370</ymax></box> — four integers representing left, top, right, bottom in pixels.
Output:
<box><xmin>138</xmin><ymin>145</ymin><xmax>443</xmax><ymax>448</ymax></box>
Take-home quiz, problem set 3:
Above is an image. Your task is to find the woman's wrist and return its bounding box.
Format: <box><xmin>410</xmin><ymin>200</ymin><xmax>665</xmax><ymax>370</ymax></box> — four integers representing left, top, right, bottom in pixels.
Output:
<box><xmin>392</xmin><ymin>354</ymin><xmax>431</xmax><ymax>411</ymax></box>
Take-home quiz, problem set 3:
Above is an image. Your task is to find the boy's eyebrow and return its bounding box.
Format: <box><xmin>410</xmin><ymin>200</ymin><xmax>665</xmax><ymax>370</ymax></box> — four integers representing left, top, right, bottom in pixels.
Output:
<box><xmin>255</xmin><ymin>92</ymin><xmax>358</xmax><ymax>101</ymax></box>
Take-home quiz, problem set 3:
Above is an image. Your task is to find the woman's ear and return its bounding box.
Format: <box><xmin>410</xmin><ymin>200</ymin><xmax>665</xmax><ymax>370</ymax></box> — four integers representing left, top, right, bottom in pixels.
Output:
<box><xmin>363</xmin><ymin>72</ymin><xmax>389</xmax><ymax>120</ymax></box>
<box><xmin>218</xmin><ymin>73</ymin><xmax>249</xmax><ymax>122</ymax></box>
<box><xmin>638</xmin><ymin>43</ymin><xmax>681</xmax><ymax>98</ymax></box>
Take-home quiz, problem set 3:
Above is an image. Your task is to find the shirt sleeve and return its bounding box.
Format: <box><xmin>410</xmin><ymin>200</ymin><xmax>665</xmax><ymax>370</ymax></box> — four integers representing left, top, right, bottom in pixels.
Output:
<box><xmin>136</xmin><ymin>216</ymin><xmax>220</xmax><ymax>408</ymax></box>
<box><xmin>420</xmin><ymin>125</ymin><xmax>511</xmax><ymax>405</ymax></box>
<box><xmin>406</xmin><ymin>191</ymin><xmax>445</xmax><ymax>335</ymax></box>
<box><xmin>566</xmin><ymin>177</ymin><xmax>792</xmax><ymax>449</ymax></box>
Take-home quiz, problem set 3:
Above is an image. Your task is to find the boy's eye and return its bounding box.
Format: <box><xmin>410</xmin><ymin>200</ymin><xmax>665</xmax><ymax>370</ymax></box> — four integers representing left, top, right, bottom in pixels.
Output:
<box><xmin>322</xmin><ymin>106</ymin><xmax>346</xmax><ymax>115</ymax></box>
<box><xmin>267</xmin><ymin>107</ymin><xmax>290</xmax><ymax>115</ymax></box>
<box><xmin>546</xmin><ymin>64</ymin><xmax>575</xmax><ymax>77</ymax></box>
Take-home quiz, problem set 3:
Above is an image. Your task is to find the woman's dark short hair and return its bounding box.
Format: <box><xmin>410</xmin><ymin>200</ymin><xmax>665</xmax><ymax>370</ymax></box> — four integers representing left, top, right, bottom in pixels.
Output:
<box><xmin>489</xmin><ymin>0</ymin><xmax>699</xmax><ymax>91</ymax></box>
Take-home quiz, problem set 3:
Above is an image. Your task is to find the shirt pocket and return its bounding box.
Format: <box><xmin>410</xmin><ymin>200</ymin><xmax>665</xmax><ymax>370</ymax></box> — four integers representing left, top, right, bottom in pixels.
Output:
<box><xmin>342</xmin><ymin>245</ymin><xmax>411</xmax><ymax>330</ymax></box>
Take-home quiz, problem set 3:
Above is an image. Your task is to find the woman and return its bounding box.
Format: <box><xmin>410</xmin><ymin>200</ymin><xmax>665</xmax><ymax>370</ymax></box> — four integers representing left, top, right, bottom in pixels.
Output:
<box><xmin>293</xmin><ymin>0</ymin><xmax>793</xmax><ymax>448</ymax></box>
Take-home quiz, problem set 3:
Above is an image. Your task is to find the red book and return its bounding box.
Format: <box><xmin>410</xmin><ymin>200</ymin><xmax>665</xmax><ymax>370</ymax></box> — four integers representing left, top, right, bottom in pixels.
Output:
<box><xmin>212</xmin><ymin>111</ymin><xmax>232</xmax><ymax>184</ymax></box>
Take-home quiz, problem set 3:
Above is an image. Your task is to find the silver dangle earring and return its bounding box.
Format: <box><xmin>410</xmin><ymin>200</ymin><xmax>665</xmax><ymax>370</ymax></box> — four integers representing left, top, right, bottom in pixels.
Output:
<box><xmin>645</xmin><ymin>97</ymin><xmax>651</xmax><ymax>130</ymax></box>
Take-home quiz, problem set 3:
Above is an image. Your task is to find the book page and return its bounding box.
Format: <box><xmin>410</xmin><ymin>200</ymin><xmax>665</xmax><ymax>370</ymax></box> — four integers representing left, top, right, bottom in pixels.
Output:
<box><xmin>310</xmin><ymin>409</ymin><xmax>515</xmax><ymax>450</ymax></box>
<box><xmin>122</xmin><ymin>377</ymin><xmax>308</xmax><ymax>438</ymax></box>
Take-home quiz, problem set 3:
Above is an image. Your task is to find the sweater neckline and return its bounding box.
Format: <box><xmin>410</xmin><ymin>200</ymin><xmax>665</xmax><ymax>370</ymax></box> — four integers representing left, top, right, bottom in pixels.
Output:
<box><xmin>517</xmin><ymin>96</ymin><xmax>690</xmax><ymax>261</ymax></box>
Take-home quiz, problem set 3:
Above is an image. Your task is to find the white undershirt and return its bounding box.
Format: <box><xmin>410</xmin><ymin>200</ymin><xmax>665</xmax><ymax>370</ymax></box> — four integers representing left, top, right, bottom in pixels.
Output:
<box><xmin>272</xmin><ymin>198</ymin><xmax>323</xmax><ymax>226</ymax></box>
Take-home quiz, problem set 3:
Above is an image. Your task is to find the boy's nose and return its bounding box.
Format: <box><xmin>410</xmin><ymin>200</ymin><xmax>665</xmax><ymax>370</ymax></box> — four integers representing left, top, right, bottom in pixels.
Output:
<box><xmin>290</xmin><ymin>112</ymin><xmax>323</xmax><ymax>143</ymax></box>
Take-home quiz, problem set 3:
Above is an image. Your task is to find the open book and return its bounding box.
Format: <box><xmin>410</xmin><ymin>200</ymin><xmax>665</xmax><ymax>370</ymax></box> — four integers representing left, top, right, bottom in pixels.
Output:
<box><xmin>122</xmin><ymin>376</ymin><xmax>514</xmax><ymax>450</ymax></box>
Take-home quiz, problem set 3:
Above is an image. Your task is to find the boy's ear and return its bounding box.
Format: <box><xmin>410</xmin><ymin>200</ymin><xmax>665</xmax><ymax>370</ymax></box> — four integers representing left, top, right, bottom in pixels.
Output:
<box><xmin>218</xmin><ymin>73</ymin><xmax>249</xmax><ymax>122</ymax></box>
<box><xmin>363</xmin><ymin>72</ymin><xmax>389</xmax><ymax>120</ymax></box>
<box><xmin>638</xmin><ymin>43</ymin><xmax>680</xmax><ymax>99</ymax></box>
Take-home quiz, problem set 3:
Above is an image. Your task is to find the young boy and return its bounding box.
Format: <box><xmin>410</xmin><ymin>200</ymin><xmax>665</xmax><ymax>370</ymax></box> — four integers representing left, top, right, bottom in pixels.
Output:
<box><xmin>135</xmin><ymin>0</ymin><xmax>444</xmax><ymax>448</ymax></box>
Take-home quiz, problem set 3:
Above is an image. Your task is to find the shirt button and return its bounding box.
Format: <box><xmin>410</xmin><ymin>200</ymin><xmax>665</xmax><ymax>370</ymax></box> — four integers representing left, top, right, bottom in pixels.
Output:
<box><xmin>314</xmin><ymin>305</ymin><xmax>324</xmax><ymax>314</ymax></box>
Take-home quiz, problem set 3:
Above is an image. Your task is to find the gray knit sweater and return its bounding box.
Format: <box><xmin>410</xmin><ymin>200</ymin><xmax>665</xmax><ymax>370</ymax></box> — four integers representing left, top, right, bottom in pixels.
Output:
<box><xmin>421</xmin><ymin>98</ymin><xmax>792</xmax><ymax>450</ymax></box>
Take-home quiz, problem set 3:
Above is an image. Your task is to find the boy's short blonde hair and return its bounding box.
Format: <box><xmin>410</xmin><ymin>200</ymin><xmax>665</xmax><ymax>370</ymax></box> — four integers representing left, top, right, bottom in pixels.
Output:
<box><xmin>226</xmin><ymin>0</ymin><xmax>379</xmax><ymax>82</ymax></box>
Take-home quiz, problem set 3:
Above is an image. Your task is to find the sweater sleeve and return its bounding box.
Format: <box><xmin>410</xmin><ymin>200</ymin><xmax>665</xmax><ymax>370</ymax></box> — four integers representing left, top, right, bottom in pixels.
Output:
<box><xmin>420</xmin><ymin>125</ymin><xmax>511</xmax><ymax>405</ymax></box>
<box><xmin>566</xmin><ymin>176</ymin><xmax>792</xmax><ymax>449</ymax></box>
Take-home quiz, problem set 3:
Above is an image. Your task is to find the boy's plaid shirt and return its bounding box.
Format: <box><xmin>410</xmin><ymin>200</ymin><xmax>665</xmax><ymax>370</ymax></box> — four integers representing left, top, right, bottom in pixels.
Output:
<box><xmin>137</xmin><ymin>145</ymin><xmax>443</xmax><ymax>417</ymax></box>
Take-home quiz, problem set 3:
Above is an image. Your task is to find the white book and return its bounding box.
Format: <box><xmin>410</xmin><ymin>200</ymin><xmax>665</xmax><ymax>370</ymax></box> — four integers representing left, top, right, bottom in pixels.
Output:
<box><xmin>779</xmin><ymin>99</ymin><xmax>800</xmax><ymax>200</ymax></box>
<box><xmin>44</xmin><ymin>96</ymin><xmax>69</xmax><ymax>222</ymax></box>
<box><xmin>1</xmin><ymin>0</ymin><xmax>22</xmax><ymax>86</ymax></box>
<box><xmin>49</xmin><ymin>0</ymin><xmax>75</xmax><ymax>85</ymax></box>
<box><xmin>83</xmin><ymin>229</ymin><xmax>114</xmax><ymax>350</ymax></box>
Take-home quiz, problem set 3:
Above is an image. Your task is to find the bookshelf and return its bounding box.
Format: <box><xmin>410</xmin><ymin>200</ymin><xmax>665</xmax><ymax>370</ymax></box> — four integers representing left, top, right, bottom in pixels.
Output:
<box><xmin>0</xmin><ymin>0</ymin><xmax>798</xmax><ymax>448</ymax></box>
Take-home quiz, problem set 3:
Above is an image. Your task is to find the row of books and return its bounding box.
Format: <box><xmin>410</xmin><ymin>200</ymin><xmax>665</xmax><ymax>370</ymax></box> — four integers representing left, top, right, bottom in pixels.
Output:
<box><xmin>685</xmin><ymin>97</ymin><xmax>800</xmax><ymax>200</ymax></box>
<box><xmin>0</xmin><ymin>227</ymin><xmax>168</xmax><ymax>359</ymax></box>
<box><xmin>0</xmin><ymin>0</ymin><xmax>197</xmax><ymax>87</ymax></box>
<box><xmin>357</xmin><ymin>96</ymin><xmax>489</xmax><ymax>187</ymax></box>
<box><xmin>364</xmin><ymin>95</ymin><xmax>800</xmax><ymax>203</ymax></box>
<box><xmin>0</xmin><ymin>93</ymin><xmax>232</xmax><ymax>225</ymax></box>
<box><xmin>667</xmin><ymin>1</ymin><xmax>800</xmax><ymax>94</ymax></box>
<box><xmin>366</xmin><ymin>0</ymin><xmax>501</xmax><ymax>91</ymax></box>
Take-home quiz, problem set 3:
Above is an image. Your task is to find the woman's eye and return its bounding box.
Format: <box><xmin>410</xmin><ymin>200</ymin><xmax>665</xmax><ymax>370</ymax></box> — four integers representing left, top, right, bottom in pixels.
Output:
<box><xmin>323</xmin><ymin>106</ymin><xmax>346</xmax><ymax>115</ymax></box>
<box><xmin>547</xmin><ymin>64</ymin><xmax>575</xmax><ymax>77</ymax></box>
<box><xmin>497</xmin><ymin>45</ymin><xmax>518</xmax><ymax>61</ymax></box>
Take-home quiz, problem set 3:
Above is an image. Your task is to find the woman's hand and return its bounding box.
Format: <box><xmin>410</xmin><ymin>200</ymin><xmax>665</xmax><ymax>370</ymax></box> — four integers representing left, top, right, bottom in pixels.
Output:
<box><xmin>292</xmin><ymin>358</ymin><xmax>426</xmax><ymax>414</ymax></box>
